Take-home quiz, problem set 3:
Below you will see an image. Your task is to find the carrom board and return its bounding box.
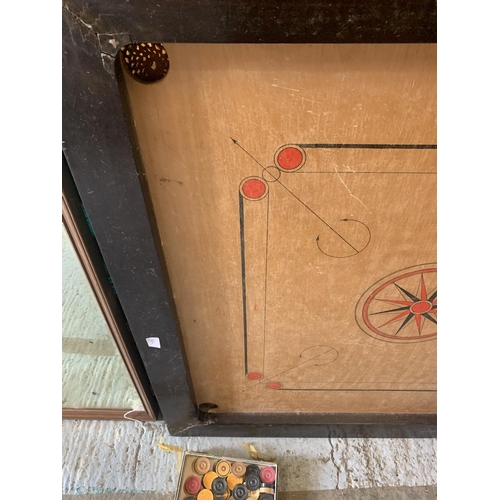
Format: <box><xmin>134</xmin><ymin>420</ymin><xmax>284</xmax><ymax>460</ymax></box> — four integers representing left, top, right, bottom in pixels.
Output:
<box><xmin>120</xmin><ymin>44</ymin><xmax>436</xmax><ymax>415</ymax></box>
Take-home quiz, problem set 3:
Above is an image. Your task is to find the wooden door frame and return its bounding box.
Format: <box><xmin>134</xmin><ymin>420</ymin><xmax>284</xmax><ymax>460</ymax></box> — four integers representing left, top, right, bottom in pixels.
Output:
<box><xmin>63</xmin><ymin>154</ymin><xmax>158</xmax><ymax>421</ymax></box>
<box><xmin>62</xmin><ymin>0</ymin><xmax>437</xmax><ymax>436</ymax></box>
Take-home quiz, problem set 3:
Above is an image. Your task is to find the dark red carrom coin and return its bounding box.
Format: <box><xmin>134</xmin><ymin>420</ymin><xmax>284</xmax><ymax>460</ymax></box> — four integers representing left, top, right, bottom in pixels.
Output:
<box><xmin>185</xmin><ymin>476</ymin><xmax>202</xmax><ymax>495</ymax></box>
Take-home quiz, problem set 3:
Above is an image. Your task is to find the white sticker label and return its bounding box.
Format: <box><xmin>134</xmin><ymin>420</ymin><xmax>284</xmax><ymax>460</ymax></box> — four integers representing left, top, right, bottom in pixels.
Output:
<box><xmin>146</xmin><ymin>337</ymin><xmax>161</xmax><ymax>348</ymax></box>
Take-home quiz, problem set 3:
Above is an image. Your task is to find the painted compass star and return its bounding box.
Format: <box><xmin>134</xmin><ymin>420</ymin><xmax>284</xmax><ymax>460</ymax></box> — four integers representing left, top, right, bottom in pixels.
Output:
<box><xmin>372</xmin><ymin>276</ymin><xmax>437</xmax><ymax>335</ymax></box>
<box><xmin>360</xmin><ymin>268</ymin><xmax>437</xmax><ymax>342</ymax></box>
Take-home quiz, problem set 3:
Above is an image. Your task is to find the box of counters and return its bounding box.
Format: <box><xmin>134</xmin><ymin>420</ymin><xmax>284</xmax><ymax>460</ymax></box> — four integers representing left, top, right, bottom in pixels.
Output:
<box><xmin>175</xmin><ymin>452</ymin><xmax>278</xmax><ymax>500</ymax></box>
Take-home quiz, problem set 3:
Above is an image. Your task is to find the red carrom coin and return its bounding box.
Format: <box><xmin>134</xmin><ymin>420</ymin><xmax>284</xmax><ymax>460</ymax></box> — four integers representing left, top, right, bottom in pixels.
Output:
<box><xmin>259</xmin><ymin>467</ymin><xmax>276</xmax><ymax>484</ymax></box>
<box><xmin>186</xmin><ymin>476</ymin><xmax>202</xmax><ymax>495</ymax></box>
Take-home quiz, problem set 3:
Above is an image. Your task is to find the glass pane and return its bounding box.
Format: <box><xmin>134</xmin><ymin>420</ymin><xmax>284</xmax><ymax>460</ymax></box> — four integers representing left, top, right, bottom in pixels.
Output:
<box><xmin>62</xmin><ymin>224</ymin><xmax>143</xmax><ymax>410</ymax></box>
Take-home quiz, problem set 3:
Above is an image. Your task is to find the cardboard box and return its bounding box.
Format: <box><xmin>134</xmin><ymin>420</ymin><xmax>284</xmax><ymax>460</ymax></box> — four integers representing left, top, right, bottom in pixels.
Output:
<box><xmin>175</xmin><ymin>452</ymin><xmax>278</xmax><ymax>500</ymax></box>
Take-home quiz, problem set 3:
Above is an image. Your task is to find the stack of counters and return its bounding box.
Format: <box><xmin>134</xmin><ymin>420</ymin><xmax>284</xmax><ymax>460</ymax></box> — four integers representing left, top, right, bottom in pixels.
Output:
<box><xmin>259</xmin><ymin>485</ymin><xmax>275</xmax><ymax>495</ymax></box>
<box><xmin>259</xmin><ymin>495</ymin><xmax>273</xmax><ymax>500</ymax></box>
<box><xmin>193</xmin><ymin>457</ymin><xmax>211</xmax><ymax>475</ymax></box>
<box><xmin>215</xmin><ymin>460</ymin><xmax>231</xmax><ymax>477</ymax></box>
<box><xmin>231</xmin><ymin>462</ymin><xmax>247</xmax><ymax>478</ymax></box>
<box><xmin>185</xmin><ymin>476</ymin><xmax>202</xmax><ymax>496</ymax></box>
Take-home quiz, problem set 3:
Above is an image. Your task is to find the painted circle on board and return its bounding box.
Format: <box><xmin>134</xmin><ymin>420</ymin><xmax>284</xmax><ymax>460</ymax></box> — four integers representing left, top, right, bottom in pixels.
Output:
<box><xmin>274</xmin><ymin>145</ymin><xmax>306</xmax><ymax>172</ymax></box>
<box><xmin>355</xmin><ymin>264</ymin><xmax>437</xmax><ymax>343</ymax></box>
<box><xmin>262</xmin><ymin>166</ymin><xmax>281</xmax><ymax>182</ymax></box>
<box><xmin>410</xmin><ymin>301</ymin><xmax>433</xmax><ymax>314</ymax></box>
<box><xmin>266</xmin><ymin>382</ymin><xmax>282</xmax><ymax>390</ymax></box>
<box><xmin>246</xmin><ymin>372</ymin><xmax>263</xmax><ymax>381</ymax></box>
<box><xmin>239</xmin><ymin>177</ymin><xmax>269</xmax><ymax>201</ymax></box>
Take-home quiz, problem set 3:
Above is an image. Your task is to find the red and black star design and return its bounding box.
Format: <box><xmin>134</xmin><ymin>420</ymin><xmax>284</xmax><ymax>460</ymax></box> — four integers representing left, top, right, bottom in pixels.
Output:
<box><xmin>371</xmin><ymin>274</ymin><xmax>437</xmax><ymax>336</ymax></box>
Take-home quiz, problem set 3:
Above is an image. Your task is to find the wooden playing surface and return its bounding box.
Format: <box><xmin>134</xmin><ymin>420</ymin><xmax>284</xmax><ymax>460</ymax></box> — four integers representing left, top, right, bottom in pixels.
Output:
<box><xmin>120</xmin><ymin>44</ymin><xmax>436</xmax><ymax>414</ymax></box>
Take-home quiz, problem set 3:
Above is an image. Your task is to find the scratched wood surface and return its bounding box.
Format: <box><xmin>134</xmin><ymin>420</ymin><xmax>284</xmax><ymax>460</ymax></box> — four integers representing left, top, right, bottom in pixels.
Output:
<box><xmin>120</xmin><ymin>44</ymin><xmax>436</xmax><ymax>414</ymax></box>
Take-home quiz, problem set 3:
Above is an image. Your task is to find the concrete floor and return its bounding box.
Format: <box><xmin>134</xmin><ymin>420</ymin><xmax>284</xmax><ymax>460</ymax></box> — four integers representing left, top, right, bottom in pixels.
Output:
<box><xmin>62</xmin><ymin>420</ymin><xmax>436</xmax><ymax>496</ymax></box>
<box><xmin>62</xmin><ymin>486</ymin><xmax>437</xmax><ymax>499</ymax></box>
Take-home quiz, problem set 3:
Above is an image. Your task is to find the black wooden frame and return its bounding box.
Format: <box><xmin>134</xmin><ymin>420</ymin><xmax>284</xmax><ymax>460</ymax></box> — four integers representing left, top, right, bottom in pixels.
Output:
<box><xmin>62</xmin><ymin>0</ymin><xmax>437</xmax><ymax>437</ymax></box>
<box><xmin>62</xmin><ymin>154</ymin><xmax>160</xmax><ymax>421</ymax></box>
